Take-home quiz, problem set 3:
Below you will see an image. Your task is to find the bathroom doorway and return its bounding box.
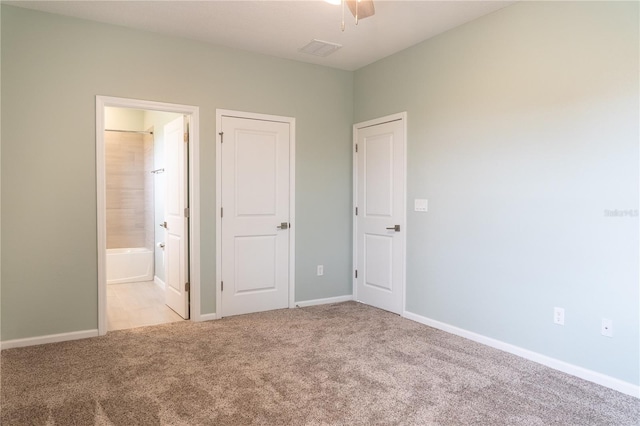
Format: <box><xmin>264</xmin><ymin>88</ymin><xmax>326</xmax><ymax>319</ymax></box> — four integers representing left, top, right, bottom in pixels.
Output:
<box><xmin>96</xmin><ymin>97</ymin><xmax>201</xmax><ymax>335</ymax></box>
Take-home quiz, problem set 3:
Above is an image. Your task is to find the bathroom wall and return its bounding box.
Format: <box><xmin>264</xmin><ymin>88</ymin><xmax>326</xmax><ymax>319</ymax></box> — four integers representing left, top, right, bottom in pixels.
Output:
<box><xmin>105</xmin><ymin>108</ymin><xmax>145</xmax><ymax>132</ymax></box>
<box><xmin>105</xmin><ymin>131</ymin><xmax>146</xmax><ymax>249</ymax></box>
<box><xmin>143</xmin><ymin>131</ymin><xmax>154</xmax><ymax>251</ymax></box>
<box><xmin>104</xmin><ymin>107</ymin><xmax>154</xmax><ymax>250</ymax></box>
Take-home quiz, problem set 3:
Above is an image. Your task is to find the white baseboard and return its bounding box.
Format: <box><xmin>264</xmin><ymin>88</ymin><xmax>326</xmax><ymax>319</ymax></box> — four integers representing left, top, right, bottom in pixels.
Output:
<box><xmin>198</xmin><ymin>313</ymin><xmax>217</xmax><ymax>322</ymax></box>
<box><xmin>154</xmin><ymin>276</ymin><xmax>165</xmax><ymax>290</ymax></box>
<box><xmin>1</xmin><ymin>329</ymin><xmax>99</xmax><ymax>351</ymax></box>
<box><xmin>402</xmin><ymin>310</ymin><xmax>640</xmax><ymax>399</ymax></box>
<box><xmin>295</xmin><ymin>294</ymin><xmax>353</xmax><ymax>308</ymax></box>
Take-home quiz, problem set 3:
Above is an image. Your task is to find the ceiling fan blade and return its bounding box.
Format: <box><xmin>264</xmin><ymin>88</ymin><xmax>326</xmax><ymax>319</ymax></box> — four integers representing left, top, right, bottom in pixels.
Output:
<box><xmin>346</xmin><ymin>0</ymin><xmax>375</xmax><ymax>21</ymax></box>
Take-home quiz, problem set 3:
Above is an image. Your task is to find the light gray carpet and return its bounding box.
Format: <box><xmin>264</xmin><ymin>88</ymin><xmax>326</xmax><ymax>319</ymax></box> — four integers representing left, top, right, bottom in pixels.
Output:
<box><xmin>2</xmin><ymin>301</ymin><xmax>639</xmax><ymax>425</ymax></box>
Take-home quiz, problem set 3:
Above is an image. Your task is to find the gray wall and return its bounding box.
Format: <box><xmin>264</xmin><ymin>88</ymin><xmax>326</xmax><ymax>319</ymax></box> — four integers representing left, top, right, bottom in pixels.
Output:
<box><xmin>355</xmin><ymin>1</ymin><xmax>639</xmax><ymax>385</ymax></box>
<box><xmin>0</xmin><ymin>5</ymin><xmax>354</xmax><ymax>340</ymax></box>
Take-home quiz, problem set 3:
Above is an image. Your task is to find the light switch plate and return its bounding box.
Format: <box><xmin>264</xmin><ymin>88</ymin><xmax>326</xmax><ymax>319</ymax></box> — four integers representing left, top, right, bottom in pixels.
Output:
<box><xmin>414</xmin><ymin>199</ymin><xmax>428</xmax><ymax>212</ymax></box>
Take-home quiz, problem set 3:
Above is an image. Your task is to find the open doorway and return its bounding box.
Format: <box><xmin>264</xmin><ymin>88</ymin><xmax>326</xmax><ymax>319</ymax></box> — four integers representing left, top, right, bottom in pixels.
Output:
<box><xmin>104</xmin><ymin>108</ymin><xmax>182</xmax><ymax>330</ymax></box>
<box><xmin>96</xmin><ymin>97</ymin><xmax>201</xmax><ymax>335</ymax></box>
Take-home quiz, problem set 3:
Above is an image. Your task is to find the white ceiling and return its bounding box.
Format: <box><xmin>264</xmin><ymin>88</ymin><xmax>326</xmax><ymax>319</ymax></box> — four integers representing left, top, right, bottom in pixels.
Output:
<box><xmin>6</xmin><ymin>0</ymin><xmax>516</xmax><ymax>71</ymax></box>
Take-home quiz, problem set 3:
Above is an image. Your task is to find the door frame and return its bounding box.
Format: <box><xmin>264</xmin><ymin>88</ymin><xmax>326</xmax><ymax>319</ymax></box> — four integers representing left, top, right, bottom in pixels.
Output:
<box><xmin>215</xmin><ymin>109</ymin><xmax>296</xmax><ymax>317</ymax></box>
<box><xmin>96</xmin><ymin>96</ymin><xmax>201</xmax><ymax>335</ymax></box>
<box><xmin>352</xmin><ymin>112</ymin><xmax>408</xmax><ymax>314</ymax></box>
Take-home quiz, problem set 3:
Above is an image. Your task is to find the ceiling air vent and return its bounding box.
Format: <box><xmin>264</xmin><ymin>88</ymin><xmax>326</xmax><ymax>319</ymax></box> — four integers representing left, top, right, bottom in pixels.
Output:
<box><xmin>299</xmin><ymin>39</ymin><xmax>343</xmax><ymax>57</ymax></box>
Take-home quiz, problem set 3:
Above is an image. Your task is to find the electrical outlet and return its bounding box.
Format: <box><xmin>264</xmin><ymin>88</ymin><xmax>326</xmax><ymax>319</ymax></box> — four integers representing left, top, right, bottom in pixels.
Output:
<box><xmin>601</xmin><ymin>318</ymin><xmax>613</xmax><ymax>337</ymax></box>
<box><xmin>554</xmin><ymin>307</ymin><xmax>565</xmax><ymax>325</ymax></box>
<box><xmin>317</xmin><ymin>265</ymin><xmax>324</xmax><ymax>276</ymax></box>
<box><xmin>414</xmin><ymin>199</ymin><xmax>428</xmax><ymax>212</ymax></box>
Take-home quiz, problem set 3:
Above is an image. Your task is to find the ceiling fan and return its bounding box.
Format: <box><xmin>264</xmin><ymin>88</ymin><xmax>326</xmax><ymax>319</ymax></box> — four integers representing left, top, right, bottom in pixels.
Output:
<box><xmin>326</xmin><ymin>0</ymin><xmax>376</xmax><ymax>30</ymax></box>
<box><xmin>346</xmin><ymin>0</ymin><xmax>375</xmax><ymax>23</ymax></box>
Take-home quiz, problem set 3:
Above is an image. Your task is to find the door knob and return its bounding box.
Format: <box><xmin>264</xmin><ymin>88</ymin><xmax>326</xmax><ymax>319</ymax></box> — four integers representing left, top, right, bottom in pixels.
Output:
<box><xmin>386</xmin><ymin>225</ymin><xmax>400</xmax><ymax>232</ymax></box>
<box><xmin>276</xmin><ymin>222</ymin><xmax>289</xmax><ymax>230</ymax></box>
<box><xmin>159</xmin><ymin>222</ymin><xmax>167</xmax><ymax>228</ymax></box>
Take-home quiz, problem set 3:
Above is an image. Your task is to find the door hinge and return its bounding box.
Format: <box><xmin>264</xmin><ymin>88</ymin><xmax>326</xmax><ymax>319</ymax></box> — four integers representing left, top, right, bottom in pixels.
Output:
<box><xmin>221</xmin><ymin>281</ymin><xmax>224</xmax><ymax>291</ymax></box>
<box><xmin>221</xmin><ymin>207</ymin><xmax>223</xmax><ymax>218</ymax></box>
<box><xmin>185</xmin><ymin>282</ymin><xmax>190</xmax><ymax>292</ymax></box>
<box><xmin>355</xmin><ymin>207</ymin><xmax>358</xmax><ymax>216</ymax></box>
<box><xmin>355</xmin><ymin>269</ymin><xmax>358</xmax><ymax>279</ymax></box>
<box><xmin>184</xmin><ymin>132</ymin><xmax>189</xmax><ymax>143</ymax></box>
<box><xmin>355</xmin><ymin>144</ymin><xmax>358</xmax><ymax>153</ymax></box>
<box><xmin>184</xmin><ymin>207</ymin><xmax>190</xmax><ymax>218</ymax></box>
<box><xmin>219</xmin><ymin>132</ymin><xmax>224</xmax><ymax>143</ymax></box>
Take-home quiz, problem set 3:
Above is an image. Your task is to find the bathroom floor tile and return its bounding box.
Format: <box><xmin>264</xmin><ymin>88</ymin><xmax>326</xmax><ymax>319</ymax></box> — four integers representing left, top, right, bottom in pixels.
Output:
<box><xmin>107</xmin><ymin>281</ymin><xmax>184</xmax><ymax>331</ymax></box>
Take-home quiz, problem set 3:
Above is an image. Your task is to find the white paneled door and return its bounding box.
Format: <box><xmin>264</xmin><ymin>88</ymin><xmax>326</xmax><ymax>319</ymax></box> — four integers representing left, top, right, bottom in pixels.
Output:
<box><xmin>354</xmin><ymin>114</ymin><xmax>406</xmax><ymax>314</ymax></box>
<box><xmin>164</xmin><ymin>116</ymin><xmax>189</xmax><ymax>319</ymax></box>
<box><xmin>220</xmin><ymin>115</ymin><xmax>291</xmax><ymax>317</ymax></box>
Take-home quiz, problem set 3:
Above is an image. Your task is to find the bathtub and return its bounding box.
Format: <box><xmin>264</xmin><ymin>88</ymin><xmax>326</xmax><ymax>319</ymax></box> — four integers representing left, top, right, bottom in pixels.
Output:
<box><xmin>106</xmin><ymin>248</ymin><xmax>154</xmax><ymax>284</ymax></box>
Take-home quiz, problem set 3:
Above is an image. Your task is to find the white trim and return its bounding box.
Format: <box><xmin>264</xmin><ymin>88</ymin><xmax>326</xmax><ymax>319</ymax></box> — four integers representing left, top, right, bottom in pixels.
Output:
<box><xmin>96</xmin><ymin>96</ymin><xmax>201</xmax><ymax>334</ymax></box>
<box><xmin>352</xmin><ymin>123</ymin><xmax>358</xmax><ymax>301</ymax></box>
<box><xmin>295</xmin><ymin>295</ymin><xmax>353</xmax><ymax>308</ymax></box>
<box><xmin>154</xmin><ymin>275</ymin><xmax>166</xmax><ymax>290</ymax></box>
<box><xmin>352</xmin><ymin>112</ymin><xmax>408</xmax><ymax>313</ymax></box>
<box><xmin>1</xmin><ymin>329</ymin><xmax>99</xmax><ymax>350</ymax></box>
<box><xmin>403</xmin><ymin>310</ymin><xmax>640</xmax><ymax>399</ymax></box>
<box><xmin>353</xmin><ymin>112</ymin><xmax>406</xmax><ymax>130</ymax></box>
<box><xmin>187</xmin><ymin>112</ymin><xmax>202</xmax><ymax>323</ymax></box>
<box><xmin>400</xmin><ymin>114</ymin><xmax>408</xmax><ymax>317</ymax></box>
<box><xmin>215</xmin><ymin>114</ymin><xmax>222</xmax><ymax>319</ymax></box>
<box><xmin>215</xmin><ymin>109</ymin><xmax>296</xmax><ymax>318</ymax></box>
<box><xmin>199</xmin><ymin>313</ymin><xmax>218</xmax><ymax>322</ymax></box>
<box><xmin>96</xmin><ymin>100</ymin><xmax>107</xmax><ymax>335</ymax></box>
<box><xmin>288</xmin><ymin>119</ymin><xmax>296</xmax><ymax>308</ymax></box>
